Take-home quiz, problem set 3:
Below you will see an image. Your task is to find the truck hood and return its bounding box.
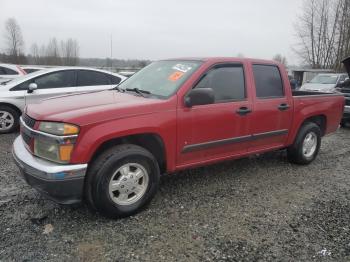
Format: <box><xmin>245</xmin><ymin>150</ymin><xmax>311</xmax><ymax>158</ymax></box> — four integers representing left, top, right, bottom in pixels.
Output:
<box><xmin>300</xmin><ymin>83</ymin><xmax>336</xmax><ymax>92</ymax></box>
<box><xmin>26</xmin><ymin>90</ymin><xmax>166</xmax><ymax>125</ymax></box>
<box><xmin>342</xmin><ymin>56</ymin><xmax>350</xmax><ymax>77</ymax></box>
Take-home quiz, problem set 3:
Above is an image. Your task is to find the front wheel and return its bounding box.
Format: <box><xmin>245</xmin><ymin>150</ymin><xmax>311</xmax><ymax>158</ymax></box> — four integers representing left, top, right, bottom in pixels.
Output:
<box><xmin>287</xmin><ymin>122</ymin><xmax>321</xmax><ymax>165</ymax></box>
<box><xmin>85</xmin><ymin>144</ymin><xmax>160</xmax><ymax>218</ymax></box>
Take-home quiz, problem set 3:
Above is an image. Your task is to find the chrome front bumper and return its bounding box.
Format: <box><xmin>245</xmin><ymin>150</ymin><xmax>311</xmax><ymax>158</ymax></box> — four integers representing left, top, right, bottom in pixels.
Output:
<box><xmin>344</xmin><ymin>105</ymin><xmax>350</xmax><ymax>114</ymax></box>
<box><xmin>12</xmin><ymin>136</ymin><xmax>88</xmax><ymax>204</ymax></box>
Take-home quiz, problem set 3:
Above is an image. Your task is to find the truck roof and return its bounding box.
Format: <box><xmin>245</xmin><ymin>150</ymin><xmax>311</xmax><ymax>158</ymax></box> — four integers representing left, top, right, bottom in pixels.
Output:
<box><xmin>163</xmin><ymin>57</ymin><xmax>280</xmax><ymax>65</ymax></box>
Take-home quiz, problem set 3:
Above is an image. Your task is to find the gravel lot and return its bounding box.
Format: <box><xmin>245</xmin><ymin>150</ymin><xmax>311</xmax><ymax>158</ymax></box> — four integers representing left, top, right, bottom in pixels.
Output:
<box><xmin>1</xmin><ymin>129</ymin><xmax>350</xmax><ymax>261</ymax></box>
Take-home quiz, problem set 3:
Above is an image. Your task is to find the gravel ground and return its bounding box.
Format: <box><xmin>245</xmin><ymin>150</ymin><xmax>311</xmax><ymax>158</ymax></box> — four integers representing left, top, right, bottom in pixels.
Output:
<box><xmin>0</xmin><ymin>129</ymin><xmax>350</xmax><ymax>261</ymax></box>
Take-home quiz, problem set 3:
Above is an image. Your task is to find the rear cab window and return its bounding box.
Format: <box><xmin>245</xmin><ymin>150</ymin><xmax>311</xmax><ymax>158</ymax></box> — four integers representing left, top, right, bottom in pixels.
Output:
<box><xmin>252</xmin><ymin>64</ymin><xmax>284</xmax><ymax>98</ymax></box>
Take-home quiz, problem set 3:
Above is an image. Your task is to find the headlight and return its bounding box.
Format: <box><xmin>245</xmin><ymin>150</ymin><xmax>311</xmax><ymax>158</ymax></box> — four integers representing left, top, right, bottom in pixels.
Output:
<box><xmin>39</xmin><ymin>122</ymin><xmax>79</xmax><ymax>136</ymax></box>
<box><xmin>34</xmin><ymin>121</ymin><xmax>79</xmax><ymax>163</ymax></box>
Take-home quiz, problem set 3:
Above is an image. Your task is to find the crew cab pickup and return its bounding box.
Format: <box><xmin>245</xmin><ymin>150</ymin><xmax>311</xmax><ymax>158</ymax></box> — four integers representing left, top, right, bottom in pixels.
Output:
<box><xmin>12</xmin><ymin>58</ymin><xmax>345</xmax><ymax>218</ymax></box>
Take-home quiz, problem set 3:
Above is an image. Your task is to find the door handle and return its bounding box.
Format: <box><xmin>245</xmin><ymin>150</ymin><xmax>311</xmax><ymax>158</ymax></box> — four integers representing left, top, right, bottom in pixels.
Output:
<box><xmin>236</xmin><ymin>107</ymin><xmax>252</xmax><ymax>116</ymax></box>
<box><xmin>278</xmin><ymin>103</ymin><xmax>290</xmax><ymax>111</ymax></box>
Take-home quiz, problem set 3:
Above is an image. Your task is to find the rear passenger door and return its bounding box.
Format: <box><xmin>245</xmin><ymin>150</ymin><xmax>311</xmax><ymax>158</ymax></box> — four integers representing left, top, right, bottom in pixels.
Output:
<box><xmin>249</xmin><ymin>64</ymin><xmax>293</xmax><ymax>152</ymax></box>
<box><xmin>76</xmin><ymin>70</ymin><xmax>120</xmax><ymax>92</ymax></box>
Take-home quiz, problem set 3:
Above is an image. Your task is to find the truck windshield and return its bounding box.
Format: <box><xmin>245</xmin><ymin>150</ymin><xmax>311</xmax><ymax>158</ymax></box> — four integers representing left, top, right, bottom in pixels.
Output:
<box><xmin>118</xmin><ymin>60</ymin><xmax>202</xmax><ymax>98</ymax></box>
<box><xmin>310</xmin><ymin>75</ymin><xmax>338</xmax><ymax>84</ymax></box>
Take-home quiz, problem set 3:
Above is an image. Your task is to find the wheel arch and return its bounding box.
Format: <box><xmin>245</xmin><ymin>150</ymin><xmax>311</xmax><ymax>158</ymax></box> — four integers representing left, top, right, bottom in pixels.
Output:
<box><xmin>301</xmin><ymin>114</ymin><xmax>327</xmax><ymax>136</ymax></box>
<box><xmin>89</xmin><ymin>133</ymin><xmax>167</xmax><ymax>174</ymax></box>
<box><xmin>288</xmin><ymin>114</ymin><xmax>327</xmax><ymax>146</ymax></box>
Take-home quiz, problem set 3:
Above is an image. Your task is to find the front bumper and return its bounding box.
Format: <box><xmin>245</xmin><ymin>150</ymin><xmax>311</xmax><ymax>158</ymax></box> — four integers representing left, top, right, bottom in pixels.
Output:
<box><xmin>12</xmin><ymin>136</ymin><xmax>88</xmax><ymax>204</ymax></box>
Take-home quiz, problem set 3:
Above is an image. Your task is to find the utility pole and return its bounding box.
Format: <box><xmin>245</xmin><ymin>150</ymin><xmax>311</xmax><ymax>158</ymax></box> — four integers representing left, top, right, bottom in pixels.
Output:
<box><xmin>110</xmin><ymin>34</ymin><xmax>113</xmax><ymax>70</ymax></box>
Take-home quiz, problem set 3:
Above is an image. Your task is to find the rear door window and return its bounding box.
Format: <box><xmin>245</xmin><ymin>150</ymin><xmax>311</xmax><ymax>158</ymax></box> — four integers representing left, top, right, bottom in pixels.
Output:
<box><xmin>110</xmin><ymin>75</ymin><xmax>122</xmax><ymax>85</ymax></box>
<box><xmin>253</xmin><ymin>65</ymin><xmax>284</xmax><ymax>98</ymax></box>
<box><xmin>77</xmin><ymin>70</ymin><xmax>111</xmax><ymax>86</ymax></box>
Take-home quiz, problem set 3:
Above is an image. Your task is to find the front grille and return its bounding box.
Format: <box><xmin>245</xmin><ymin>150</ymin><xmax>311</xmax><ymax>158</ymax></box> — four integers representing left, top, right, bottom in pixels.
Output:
<box><xmin>341</xmin><ymin>88</ymin><xmax>350</xmax><ymax>94</ymax></box>
<box><xmin>22</xmin><ymin>114</ymin><xmax>36</xmax><ymax>128</ymax></box>
<box><xmin>346</xmin><ymin>99</ymin><xmax>350</xmax><ymax>106</ymax></box>
<box><xmin>21</xmin><ymin>131</ymin><xmax>31</xmax><ymax>145</ymax></box>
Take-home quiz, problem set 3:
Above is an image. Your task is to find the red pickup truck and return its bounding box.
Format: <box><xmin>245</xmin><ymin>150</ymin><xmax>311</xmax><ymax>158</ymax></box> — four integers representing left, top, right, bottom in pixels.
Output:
<box><xmin>13</xmin><ymin>58</ymin><xmax>344</xmax><ymax>218</ymax></box>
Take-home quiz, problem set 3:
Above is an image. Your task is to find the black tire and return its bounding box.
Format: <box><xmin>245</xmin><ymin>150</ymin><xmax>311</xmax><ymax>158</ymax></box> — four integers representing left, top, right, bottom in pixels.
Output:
<box><xmin>84</xmin><ymin>144</ymin><xmax>160</xmax><ymax>218</ymax></box>
<box><xmin>0</xmin><ymin>105</ymin><xmax>20</xmax><ymax>134</ymax></box>
<box><xmin>287</xmin><ymin>122</ymin><xmax>321</xmax><ymax>165</ymax></box>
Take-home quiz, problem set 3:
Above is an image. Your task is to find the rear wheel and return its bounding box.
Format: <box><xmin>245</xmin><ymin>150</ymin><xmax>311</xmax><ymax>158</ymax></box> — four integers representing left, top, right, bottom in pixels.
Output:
<box><xmin>287</xmin><ymin>122</ymin><xmax>321</xmax><ymax>165</ymax></box>
<box><xmin>0</xmin><ymin>105</ymin><xmax>19</xmax><ymax>134</ymax></box>
<box><xmin>85</xmin><ymin>144</ymin><xmax>160</xmax><ymax>218</ymax></box>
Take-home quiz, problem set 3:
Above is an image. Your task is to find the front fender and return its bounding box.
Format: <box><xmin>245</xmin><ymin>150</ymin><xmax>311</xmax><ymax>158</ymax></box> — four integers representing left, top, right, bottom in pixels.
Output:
<box><xmin>70</xmin><ymin>110</ymin><xmax>177</xmax><ymax>172</ymax></box>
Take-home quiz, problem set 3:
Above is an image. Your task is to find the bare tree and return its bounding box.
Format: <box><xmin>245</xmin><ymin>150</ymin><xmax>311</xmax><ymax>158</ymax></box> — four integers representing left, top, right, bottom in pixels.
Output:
<box><xmin>29</xmin><ymin>38</ymin><xmax>80</xmax><ymax>66</ymax></box>
<box><xmin>30</xmin><ymin>43</ymin><xmax>40</xmax><ymax>64</ymax></box>
<box><xmin>3</xmin><ymin>18</ymin><xmax>25</xmax><ymax>63</ymax></box>
<box><xmin>294</xmin><ymin>0</ymin><xmax>344</xmax><ymax>69</ymax></box>
<box><xmin>273</xmin><ymin>54</ymin><xmax>288</xmax><ymax>66</ymax></box>
<box><xmin>334</xmin><ymin>0</ymin><xmax>350</xmax><ymax>71</ymax></box>
<box><xmin>45</xmin><ymin>37</ymin><xmax>61</xmax><ymax>65</ymax></box>
<box><xmin>61</xmin><ymin>38</ymin><xmax>79</xmax><ymax>66</ymax></box>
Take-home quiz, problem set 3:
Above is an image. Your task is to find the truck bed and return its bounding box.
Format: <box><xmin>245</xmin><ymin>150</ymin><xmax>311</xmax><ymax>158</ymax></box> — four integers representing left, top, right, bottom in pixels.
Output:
<box><xmin>292</xmin><ymin>90</ymin><xmax>342</xmax><ymax>97</ymax></box>
<box><xmin>290</xmin><ymin>90</ymin><xmax>345</xmax><ymax>139</ymax></box>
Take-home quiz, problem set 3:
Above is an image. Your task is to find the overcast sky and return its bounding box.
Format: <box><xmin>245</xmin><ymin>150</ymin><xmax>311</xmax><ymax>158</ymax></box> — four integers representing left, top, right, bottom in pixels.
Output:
<box><xmin>0</xmin><ymin>0</ymin><xmax>303</xmax><ymax>64</ymax></box>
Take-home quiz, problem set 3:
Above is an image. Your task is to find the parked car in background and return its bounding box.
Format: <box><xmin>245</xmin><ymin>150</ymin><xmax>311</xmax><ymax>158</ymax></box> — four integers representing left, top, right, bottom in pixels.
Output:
<box><xmin>12</xmin><ymin>57</ymin><xmax>344</xmax><ymax>218</ymax></box>
<box><xmin>0</xmin><ymin>63</ymin><xmax>26</xmax><ymax>82</ymax></box>
<box><xmin>21</xmin><ymin>66</ymin><xmax>45</xmax><ymax>74</ymax></box>
<box><xmin>339</xmin><ymin>57</ymin><xmax>350</xmax><ymax>127</ymax></box>
<box><xmin>300</xmin><ymin>73</ymin><xmax>348</xmax><ymax>93</ymax></box>
<box><xmin>0</xmin><ymin>67</ymin><xmax>126</xmax><ymax>133</ymax></box>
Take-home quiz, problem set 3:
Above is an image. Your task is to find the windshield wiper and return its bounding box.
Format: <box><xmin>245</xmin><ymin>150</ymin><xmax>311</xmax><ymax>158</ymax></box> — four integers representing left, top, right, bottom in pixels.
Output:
<box><xmin>125</xmin><ymin>87</ymin><xmax>151</xmax><ymax>97</ymax></box>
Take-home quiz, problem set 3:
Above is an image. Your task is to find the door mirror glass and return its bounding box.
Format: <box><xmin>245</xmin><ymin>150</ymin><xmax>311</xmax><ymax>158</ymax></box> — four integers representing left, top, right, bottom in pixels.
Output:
<box><xmin>28</xmin><ymin>83</ymin><xmax>38</xmax><ymax>93</ymax></box>
<box><xmin>185</xmin><ymin>88</ymin><xmax>215</xmax><ymax>107</ymax></box>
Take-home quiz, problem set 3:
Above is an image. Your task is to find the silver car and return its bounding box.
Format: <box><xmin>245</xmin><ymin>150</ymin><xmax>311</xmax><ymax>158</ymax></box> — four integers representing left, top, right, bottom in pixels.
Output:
<box><xmin>0</xmin><ymin>67</ymin><xmax>126</xmax><ymax>133</ymax></box>
<box><xmin>300</xmin><ymin>73</ymin><xmax>348</xmax><ymax>93</ymax></box>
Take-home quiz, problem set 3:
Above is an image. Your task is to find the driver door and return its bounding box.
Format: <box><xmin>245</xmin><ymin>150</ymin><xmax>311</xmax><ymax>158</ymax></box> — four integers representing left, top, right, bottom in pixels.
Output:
<box><xmin>176</xmin><ymin>63</ymin><xmax>252</xmax><ymax>167</ymax></box>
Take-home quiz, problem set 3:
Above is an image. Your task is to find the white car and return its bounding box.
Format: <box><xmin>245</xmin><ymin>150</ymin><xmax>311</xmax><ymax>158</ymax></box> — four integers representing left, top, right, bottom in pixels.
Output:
<box><xmin>0</xmin><ymin>67</ymin><xmax>126</xmax><ymax>133</ymax></box>
<box><xmin>21</xmin><ymin>65</ymin><xmax>45</xmax><ymax>74</ymax></box>
<box><xmin>300</xmin><ymin>73</ymin><xmax>348</xmax><ymax>93</ymax></box>
<box><xmin>0</xmin><ymin>63</ymin><xmax>27</xmax><ymax>82</ymax></box>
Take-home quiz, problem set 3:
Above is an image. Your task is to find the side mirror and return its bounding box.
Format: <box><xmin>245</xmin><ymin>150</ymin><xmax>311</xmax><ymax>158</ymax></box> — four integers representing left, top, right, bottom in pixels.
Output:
<box><xmin>28</xmin><ymin>83</ymin><xmax>38</xmax><ymax>93</ymax></box>
<box><xmin>184</xmin><ymin>88</ymin><xmax>215</xmax><ymax>107</ymax></box>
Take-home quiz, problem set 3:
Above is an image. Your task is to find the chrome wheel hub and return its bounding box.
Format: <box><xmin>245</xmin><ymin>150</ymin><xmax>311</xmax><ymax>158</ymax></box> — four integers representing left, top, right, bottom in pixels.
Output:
<box><xmin>302</xmin><ymin>132</ymin><xmax>317</xmax><ymax>158</ymax></box>
<box><xmin>0</xmin><ymin>111</ymin><xmax>14</xmax><ymax>131</ymax></box>
<box><xmin>108</xmin><ymin>163</ymin><xmax>149</xmax><ymax>205</ymax></box>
